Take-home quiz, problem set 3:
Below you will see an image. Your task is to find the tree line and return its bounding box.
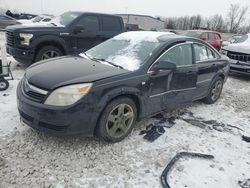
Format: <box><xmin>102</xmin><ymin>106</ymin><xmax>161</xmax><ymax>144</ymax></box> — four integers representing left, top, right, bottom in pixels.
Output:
<box><xmin>164</xmin><ymin>4</ymin><xmax>250</xmax><ymax>34</ymax></box>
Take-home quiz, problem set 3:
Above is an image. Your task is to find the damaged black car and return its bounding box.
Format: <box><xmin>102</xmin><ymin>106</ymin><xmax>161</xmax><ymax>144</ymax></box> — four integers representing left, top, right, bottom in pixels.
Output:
<box><xmin>17</xmin><ymin>31</ymin><xmax>229</xmax><ymax>142</ymax></box>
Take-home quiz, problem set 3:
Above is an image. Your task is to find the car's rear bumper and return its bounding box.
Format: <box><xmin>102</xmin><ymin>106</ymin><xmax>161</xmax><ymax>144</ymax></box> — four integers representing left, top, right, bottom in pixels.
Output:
<box><xmin>17</xmin><ymin>81</ymin><xmax>98</xmax><ymax>136</ymax></box>
<box><xmin>6</xmin><ymin>45</ymin><xmax>34</xmax><ymax>63</ymax></box>
<box><xmin>229</xmin><ymin>60</ymin><xmax>250</xmax><ymax>75</ymax></box>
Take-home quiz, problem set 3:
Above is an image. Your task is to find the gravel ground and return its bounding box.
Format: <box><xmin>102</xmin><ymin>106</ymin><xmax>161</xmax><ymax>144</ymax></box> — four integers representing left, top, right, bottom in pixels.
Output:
<box><xmin>0</xmin><ymin>50</ymin><xmax>250</xmax><ymax>187</ymax></box>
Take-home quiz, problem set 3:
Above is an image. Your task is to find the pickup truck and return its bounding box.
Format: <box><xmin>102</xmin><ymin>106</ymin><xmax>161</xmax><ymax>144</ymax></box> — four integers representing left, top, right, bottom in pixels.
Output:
<box><xmin>5</xmin><ymin>12</ymin><xmax>125</xmax><ymax>64</ymax></box>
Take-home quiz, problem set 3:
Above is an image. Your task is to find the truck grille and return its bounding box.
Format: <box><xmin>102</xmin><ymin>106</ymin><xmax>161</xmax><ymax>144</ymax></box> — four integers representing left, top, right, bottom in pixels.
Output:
<box><xmin>22</xmin><ymin>79</ymin><xmax>48</xmax><ymax>103</ymax></box>
<box><xmin>227</xmin><ymin>51</ymin><xmax>250</xmax><ymax>63</ymax></box>
<box><xmin>6</xmin><ymin>30</ymin><xmax>15</xmax><ymax>47</ymax></box>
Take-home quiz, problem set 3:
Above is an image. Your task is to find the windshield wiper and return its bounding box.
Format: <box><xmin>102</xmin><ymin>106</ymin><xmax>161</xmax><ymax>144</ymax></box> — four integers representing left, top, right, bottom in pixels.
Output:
<box><xmin>91</xmin><ymin>57</ymin><xmax>125</xmax><ymax>70</ymax></box>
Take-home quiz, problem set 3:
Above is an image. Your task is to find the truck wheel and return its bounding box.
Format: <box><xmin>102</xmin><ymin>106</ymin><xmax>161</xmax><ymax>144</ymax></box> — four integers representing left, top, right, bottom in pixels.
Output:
<box><xmin>0</xmin><ymin>79</ymin><xmax>9</xmax><ymax>91</ymax></box>
<box><xmin>203</xmin><ymin>77</ymin><xmax>223</xmax><ymax>104</ymax></box>
<box><xmin>96</xmin><ymin>97</ymin><xmax>137</xmax><ymax>143</ymax></box>
<box><xmin>35</xmin><ymin>46</ymin><xmax>63</xmax><ymax>62</ymax></box>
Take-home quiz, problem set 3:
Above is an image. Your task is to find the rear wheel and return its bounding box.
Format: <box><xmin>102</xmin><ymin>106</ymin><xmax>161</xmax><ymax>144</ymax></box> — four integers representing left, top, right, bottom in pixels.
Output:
<box><xmin>203</xmin><ymin>77</ymin><xmax>223</xmax><ymax>104</ymax></box>
<box><xmin>0</xmin><ymin>79</ymin><xmax>9</xmax><ymax>91</ymax></box>
<box><xmin>96</xmin><ymin>97</ymin><xmax>137</xmax><ymax>143</ymax></box>
<box><xmin>35</xmin><ymin>46</ymin><xmax>63</xmax><ymax>62</ymax></box>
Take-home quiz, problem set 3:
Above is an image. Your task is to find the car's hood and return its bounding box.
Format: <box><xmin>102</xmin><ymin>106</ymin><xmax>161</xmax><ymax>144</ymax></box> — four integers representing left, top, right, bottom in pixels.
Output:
<box><xmin>25</xmin><ymin>56</ymin><xmax>129</xmax><ymax>90</ymax></box>
<box><xmin>6</xmin><ymin>23</ymin><xmax>64</xmax><ymax>32</ymax></box>
<box><xmin>223</xmin><ymin>43</ymin><xmax>250</xmax><ymax>54</ymax></box>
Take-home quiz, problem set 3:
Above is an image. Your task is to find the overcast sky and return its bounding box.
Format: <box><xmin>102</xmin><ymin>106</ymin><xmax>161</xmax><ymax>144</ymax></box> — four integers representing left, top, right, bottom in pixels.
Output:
<box><xmin>1</xmin><ymin>0</ymin><xmax>250</xmax><ymax>18</ymax></box>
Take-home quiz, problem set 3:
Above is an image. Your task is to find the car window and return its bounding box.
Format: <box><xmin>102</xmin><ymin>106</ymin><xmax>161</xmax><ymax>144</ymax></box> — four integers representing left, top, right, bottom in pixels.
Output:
<box><xmin>208</xmin><ymin>33</ymin><xmax>215</xmax><ymax>40</ymax></box>
<box><xmin>42</xmin><ymin>18</ymin><xmax>51</xmax><ymax>22</ymax></box>
<box><xmin>102</xmin><ymin>16</ymin><xmax>122</xmax><ymax>31</ymax></box>
<box><xmin>159</xmin><ymin>44</ymin><xmax>193</xmax><ymax>66</ymax></box>
<box><xmin>0</xmin><ymin>16</ymin><xmax>12</xmax><ymax>21</ymax></box>
<box><xmin>76</xmin><ymin>16</ymin><xmax>99</xmax><ymax>31</ymax></box>
<box><xmin>207</xmin><ymin>48</ymin><xmax>215</xmax><ymax>59</ymax></box>
<box><xmin>194</xmin><ymin>44</ymin><xmax>209</xmax><ymax>61</ymax></box>
<box><xmin>194</xmin><ymin>44</ymin><xmax>217</xmax><ymax>61</ymax></box>
<box><xmin>215</xmin><ymin>34</ymin><xmax>221</xmax><ymax>40</ymax></box>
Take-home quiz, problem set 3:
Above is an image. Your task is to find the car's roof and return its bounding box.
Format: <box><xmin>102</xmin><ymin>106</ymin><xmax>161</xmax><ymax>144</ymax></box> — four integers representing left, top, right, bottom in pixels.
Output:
<box><xmin>67</xmin><ymin>11</ymin><xmax>121</xmax><ymax>17</ymax></box>
<box><xmin>187</xmin><ymin>30</ymin><xmax>221</xmax><ymax>35</ymax></box>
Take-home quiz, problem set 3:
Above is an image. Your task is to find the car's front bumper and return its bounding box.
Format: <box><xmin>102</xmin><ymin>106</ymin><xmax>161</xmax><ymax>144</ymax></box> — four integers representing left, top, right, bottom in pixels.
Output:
<box><xmin>229</xmin><ymin>59</ymin><xmax>250</xmax><ymax>75</ymax></box>
<box><xmin>6</xmin><ymin>45</ymin><xmax>34</xmax><ymax>63</ymax></box>
<box><xmin>17</xmin><ymin>81</ymin><xmax>99</xmax><ymax>136</ymax></box>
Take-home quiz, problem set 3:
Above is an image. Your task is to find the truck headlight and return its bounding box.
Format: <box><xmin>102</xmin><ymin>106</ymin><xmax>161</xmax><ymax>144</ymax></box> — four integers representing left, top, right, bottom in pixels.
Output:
<box><xmin>45</xmin><ymin>83</ymin><xmax>92</xmax><ymax>106</ymax></box>
<box><xmin>19</xmin><ymin>33</ymin><xmax>33</xmax><ymax>45</ymax></box>
<box><xmin>220</xmin><ymin>49</ymin><xmax>228</xmax><ymax>55</ymax></box>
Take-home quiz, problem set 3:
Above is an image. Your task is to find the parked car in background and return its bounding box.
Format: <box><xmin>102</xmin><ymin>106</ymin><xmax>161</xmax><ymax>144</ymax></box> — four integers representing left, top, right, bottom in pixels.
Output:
<box><xmin>221</xmin><ymin>34</ymin><xmax>250</xmax><ymax>75</ymax></box>
<box><xmin>0</xmin><ymin>15</ymin><xmax>20</xmax><ymax>29</ymax></box>
<box><xmin>17</xmin><ymin>31</ymin><xmax>229</xmax><ymax>142</ymax></box>
<box><xmin>18</xmin><ymin>14</ymin><xmax>54</xmax><ymax>24</ymax></box>
<box><xmin>222</xmin><ymin>34</ymin><xmax>244</xmax><ymax>47</ymax></box>
<box><xmin>5</xmin><ymin>10</ymin><xmax>37</xmax><ymax>20</ymax></box>
<box><xmin>183</xmin><ymin>30</ymin><xmax>223</xmax><ymax>51</ymax></box>
<box><xmin>6</xmin><ymin>11</ymin><xmax>125</xmax><ymax>64</ymax></box>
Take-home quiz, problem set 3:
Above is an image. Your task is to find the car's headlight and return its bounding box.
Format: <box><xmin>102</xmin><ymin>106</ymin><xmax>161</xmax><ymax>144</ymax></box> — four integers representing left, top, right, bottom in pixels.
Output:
<box><xmin>45</xmin><ymin>83</ymin><xmax>92</xmax><ymax>106</ymax></box>
<box><xmin>19</xmin><ymin>33</ymin><xmax>33</xmax><ymax>45</ymax></box>
<box><xmin>220</xmin><ymin>49</ymin><xmax>228</xmax><ymax>55</ymax></box>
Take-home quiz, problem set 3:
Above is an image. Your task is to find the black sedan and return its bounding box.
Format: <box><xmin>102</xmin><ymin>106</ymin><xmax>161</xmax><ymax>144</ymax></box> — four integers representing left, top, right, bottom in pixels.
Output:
<box><xmin>17</xmin><ymin>31</ymin><xmax>229</xmax><ymax>142</ymax></box>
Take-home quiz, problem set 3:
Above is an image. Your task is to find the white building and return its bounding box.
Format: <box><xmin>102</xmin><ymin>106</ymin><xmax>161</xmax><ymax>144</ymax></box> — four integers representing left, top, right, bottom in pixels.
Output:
<box><xmin>117</xmin><ymin>14</ymin><xmax>165</xmax><ymax>30</ymax></box>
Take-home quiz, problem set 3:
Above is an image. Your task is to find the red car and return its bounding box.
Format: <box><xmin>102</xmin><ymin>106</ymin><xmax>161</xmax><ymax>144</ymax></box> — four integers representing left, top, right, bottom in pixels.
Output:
<box><xmin>183</xmin><ymin>30</ymin><xmax>223</xmax><ymax>50</ymax></box>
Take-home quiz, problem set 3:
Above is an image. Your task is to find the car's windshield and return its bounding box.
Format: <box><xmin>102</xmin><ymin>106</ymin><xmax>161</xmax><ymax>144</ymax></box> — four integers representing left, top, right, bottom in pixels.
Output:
<box><xmin>182</xmin><ymin>31</ymin><xmax>200</xmax><ymax>38</ymax></box>
<box><xmin>231</xmin><ymin>35</ymin><xmax>248</xmax><ymax>44</ymax></box>
<box><xmin>82</xmin><ymin>33</ymin><xmax>162</xmax><ymax>71</ymax></box>
<box><xmin>50</xmin><ymin>12</ymin><xmax>81</xmax><ymax>26</ymax></box>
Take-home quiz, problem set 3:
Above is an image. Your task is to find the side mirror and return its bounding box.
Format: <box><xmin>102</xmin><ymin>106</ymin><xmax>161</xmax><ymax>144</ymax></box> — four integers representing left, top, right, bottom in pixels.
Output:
<box><xmin>151</xmin><ymin>61</ymin><xmax>176</xmax><ymax>75</ymax></box>
<box><xmin>73</xmin><ymin>25</ymin><xmax>85</xmax><ymax>34</ymax></box>
<box><xmin>201</xmin><ymin>37</ymin><xmax>207</xmax><ymax>41</ymax></box>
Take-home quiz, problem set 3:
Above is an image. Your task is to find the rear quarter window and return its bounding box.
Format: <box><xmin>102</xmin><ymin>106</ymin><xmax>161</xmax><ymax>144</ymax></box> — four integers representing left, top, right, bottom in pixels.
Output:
<box><xmin>102</xmin><ymin>16</ymin><xmax>122</xmax><ymax>31</ymax></box>
<box><xmin>215</xmin><ymin>34</ymin><xmax>221</xmax><ymax>40</ymax></box>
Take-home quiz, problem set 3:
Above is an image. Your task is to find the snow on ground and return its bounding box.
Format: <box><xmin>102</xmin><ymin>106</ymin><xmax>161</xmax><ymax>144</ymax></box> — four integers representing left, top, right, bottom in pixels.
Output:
<box><xmin>1</xmin><ymin>41</ymin><xmax>250</xmax><ymax>187</ymax></box>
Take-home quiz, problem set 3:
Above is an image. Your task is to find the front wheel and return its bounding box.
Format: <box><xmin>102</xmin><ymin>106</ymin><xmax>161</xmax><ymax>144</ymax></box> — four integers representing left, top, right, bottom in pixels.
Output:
<box><xmin>203</xmin><ymin>77</ymin><xmax>223</xmax><ymax>104</ymax></box>
<box><xmin>96</xmin><ymin>97</ymin><xmax>137</xmax><ymax>143</ymax></box>
<box><xmin>35</xmin><ymin>46</ymin><xmax>63</xmax><ymax>62</ymax></box>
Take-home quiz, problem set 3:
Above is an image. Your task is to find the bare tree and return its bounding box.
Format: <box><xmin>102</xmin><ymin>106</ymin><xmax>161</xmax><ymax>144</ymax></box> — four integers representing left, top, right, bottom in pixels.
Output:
<box><xmin>208</xmin><ymin>14</ymin><xmax>225</xmax><ymax>32</ymax></box>
<box><xmin>227</xmin><ymin>4</ymin><xmax>249</xmax><ymax>33</ymax></box>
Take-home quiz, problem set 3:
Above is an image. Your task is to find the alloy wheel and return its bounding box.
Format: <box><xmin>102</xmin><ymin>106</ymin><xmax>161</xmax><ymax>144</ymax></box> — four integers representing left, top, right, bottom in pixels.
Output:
<box><xmin>41</xmin><ymin>50</ymin><xmax>60</xmax><ymax>60</ymax></box>
<box><xmin>106</xmin><ymin>104</ymin><xmax>134</xmax><ymax>138</ymax></box>
<box><xmin>211</xmin><ymin>80</ymin><xmax>222</xmax><ymax>101</ymax></box>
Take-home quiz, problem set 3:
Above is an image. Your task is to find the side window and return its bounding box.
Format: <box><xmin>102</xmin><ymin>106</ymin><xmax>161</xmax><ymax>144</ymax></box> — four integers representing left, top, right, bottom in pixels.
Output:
<box><xmin>194</xmin><ymin>44</ymin><xmax>209</xmax><ymax>61</ymax></box>
<box><xmin>215</xmin><ymin>34</ymin><xmax>221</xmax><ymax>40</ymax></box>
<box><xmin>102</xmin><ymin>16</ymin><xmax>122</xmax><ymax>31</ymax></box>
<box><xmin>42</xmin><ymin>18</ymin><xmax>51</xmax><ymax>22</ymax></box>
<box><xmin>159</xmin><ymin>44</ymin><xmax>193</xmax><ymax>66</ymax></box>
<box><xmin>0</xmin><ymin>16</ymin><xmax>11</xmax><ymax>21</ymax></box>
<box><xmin>207</xmin><ymin>48</ymin><xmax>215</xmax><ymax>59</ymax></box>
<box><xmin>194</xmin><ymin>44</ymin><xmax>218</xmax><ymax>62</ymax></box>
<box><xmin>76</xmin><ymin>16</ymin><xmax>99</xmax><ymax>31</ymax></box>
<box><xmin>208</xmin><ymin>33</ymin><xmax>215</xmax><ymax>41</ymax></box>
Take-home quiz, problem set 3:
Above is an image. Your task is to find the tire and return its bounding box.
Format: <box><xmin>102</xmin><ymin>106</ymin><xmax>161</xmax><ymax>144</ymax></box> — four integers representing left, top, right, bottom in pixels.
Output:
<box><xmin>35</xmin><ymin>46</ymin><xmax>63</xmax><ymax>62</ymax></box>
<box><xmin>0</xmin><ymin>79</ymin><xmax>9</xmax><ymax>91</ymax></box>
<box><xmin>96</xmin><ymin>97</ymin><xmax>137</xmax><ymax>143</ymax></box>
<box><xmin>203</xmin><ymin>77</ymin><xmax>224</xmax><ymax>104</ymax></box>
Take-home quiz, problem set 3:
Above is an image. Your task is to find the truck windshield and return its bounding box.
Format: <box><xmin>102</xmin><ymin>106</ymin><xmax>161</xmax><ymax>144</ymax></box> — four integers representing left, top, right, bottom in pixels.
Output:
<box><xmin>50</xmin><ymin>12</ymin><xmax>81</xmax><ymax>27</ymax></box>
